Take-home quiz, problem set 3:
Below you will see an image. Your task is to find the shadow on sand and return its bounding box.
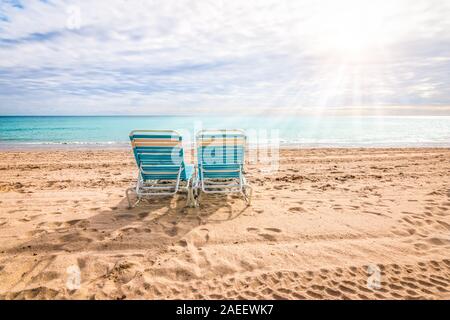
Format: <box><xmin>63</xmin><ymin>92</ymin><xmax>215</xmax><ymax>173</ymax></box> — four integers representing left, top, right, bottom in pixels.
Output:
<box><xmin>7</xmin><ymin>191</ymin><xmax>250</xmax><ymax>256</ymax></box>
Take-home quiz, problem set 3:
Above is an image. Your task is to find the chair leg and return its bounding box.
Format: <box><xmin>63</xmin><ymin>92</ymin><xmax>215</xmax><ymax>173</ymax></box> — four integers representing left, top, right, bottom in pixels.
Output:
<box><xmin>194</xmin><ymin>187</ymin><xmax>201</xmax><ymax>207</ymax></box>
<box><xmin>127</xmin><ymin>188</ymin><xmax>141</xmax><ymax>208</ymax></box>
<box><xmin>187</xmin><ymin>188</ymin><xmax>197</xmax><ymax>207</ymax></box>
<box><xmin>243</xmin><ymin>185</ymin><xmax>253</xmax><ymax>206</ymax></box>
<box><xmin>126</xmin><ymin>187</ymin><xmax>136</xmax><ymax>208</ymax></box>
<box><xmin>186</xmin><ymin>189</ymin><xmax>190</xmax><ymax>207</ymax></box>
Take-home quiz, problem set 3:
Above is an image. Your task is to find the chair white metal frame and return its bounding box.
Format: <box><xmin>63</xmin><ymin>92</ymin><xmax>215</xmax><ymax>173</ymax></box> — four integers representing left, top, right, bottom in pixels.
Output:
<box><xmin>126</xmin><ymin>130</ymin><xmax>195</xmax><ymax>208</ymax></box>
<box><xmin>193</xmin><ymin>129</ymin><xmax>253</xmax><ymax>206</ymax></box>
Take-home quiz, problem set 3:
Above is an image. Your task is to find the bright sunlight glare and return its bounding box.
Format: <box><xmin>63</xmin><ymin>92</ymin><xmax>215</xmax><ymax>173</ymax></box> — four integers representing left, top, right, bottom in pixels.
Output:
<box><xmin>310</xmin><ymin>0</ymin><xmax>399</xmax><ymax>61</ymax></box>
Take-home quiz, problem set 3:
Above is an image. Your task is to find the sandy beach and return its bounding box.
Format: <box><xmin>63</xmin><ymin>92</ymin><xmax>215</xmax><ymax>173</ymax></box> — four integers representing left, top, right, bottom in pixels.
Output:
<box><xmin>0</xmin><ymin>147</ymin><xmax>449</xmax><ymax>300</ymax></box>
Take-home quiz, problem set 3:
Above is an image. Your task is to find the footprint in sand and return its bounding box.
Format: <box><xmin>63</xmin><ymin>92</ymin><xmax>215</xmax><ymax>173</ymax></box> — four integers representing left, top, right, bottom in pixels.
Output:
<box><xmin>187</xmin><ymin>228</ymin><xmax>210</xmax><ymax>246</ymax></box>
<box><xmin>401</xmin><ymin>217</ymin><xmax>415</xmax><ymax>225</ymax></box>
<box><xmin>338</xmin><ymin>284</ymin><xmax>356</xmax><ymax>295</ymax></box>
<box><xmin>51</xmin><ymin>221</ymin><xmax>64</xmax><ymax>227</ymax></box>
<box><xmin>117</xmin><ymin>213</ymin><xmax>134</xmax><ymax>219</ymax></box>
<box><xmin>425</xmin><ymin>237</ymin><xmax>450</xmax><ymax>246</ymax></box>
<box><xmin>66</xmin><ymin>219</ymin><xmax>89</xmax><ymax>227</ymax></box>
<box><xmin>288</xmin><ymin>207</ymin><xmax>306</xmax><ymax>213</ymax></box>
<box><xmin>120</xmin><ymin>226</ymin><xmax>140</xmax><ymax>233</ymax></box>
<box><xmin>392</xmin><ymin>226</ymin><xmax>416</xmax><ymax>237</ymax></box>
<box><xmin>164</xmin><ymin>226</ymin><xmax>178</xmax><ymax>237</ymax></box>
<box><xmin>363</xmin><ymin>210</ymin><xmax>383</xmax><ymax>216</ymax></box>
<box><xmin>306</xmin><ymin>290</ymin><xmax>323</xmax><ymax>299</ymax></box>
<box><xmin>138</xmin><ymin>212</ymin><xmax>150</xmax><ymax>219</ymax></box>
<box><xmin>435</xmin><ymin>220</ymin><xmax>450</xmax><ymax>230</ymax></box>
<box><xmin>60</xmin><ymin>232</ymin><xmax>94</xmax><ymax>245</ymax></box>
<box><xmin>264</xmin><ymin>228</ymin><xmax>281</xmax><ymax>233</ymax></box>
<box><xmin>27</xmin><ymin>229</ymin><xmax>49</xmax><ymax>237</ymax></box>
<box><xmin>31</xmin><ymin>271</ymin><xmax>60</xmax><ymax>283</ymax></box>
<box><xmin>258</xmin><ymin>233</ymin><xmax>277</xmax><ymax>241</ymax></box>
<box><xmin>413</xmin><ymin>242</ymin><xmax>430</xmax><ymax>250</ymax></box>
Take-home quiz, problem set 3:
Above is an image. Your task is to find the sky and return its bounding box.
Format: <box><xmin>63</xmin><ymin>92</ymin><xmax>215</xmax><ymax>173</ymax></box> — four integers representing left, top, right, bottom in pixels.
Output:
<box><xmin>0</xmin><ymin>0</ymin><xmax>449</xmax><ymax>115</ymax></box>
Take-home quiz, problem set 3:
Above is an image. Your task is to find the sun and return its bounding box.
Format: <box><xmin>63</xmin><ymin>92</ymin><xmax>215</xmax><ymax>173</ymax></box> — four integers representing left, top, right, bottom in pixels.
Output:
<box><xmin>332</xmin><ymin>18</ymin><xmax>376</xmax><ymax>58</ymax></box>
<box><xmin>312</xmin><ymin>0</ymin><xmax>396</xmax><ymax>61</ymax></box>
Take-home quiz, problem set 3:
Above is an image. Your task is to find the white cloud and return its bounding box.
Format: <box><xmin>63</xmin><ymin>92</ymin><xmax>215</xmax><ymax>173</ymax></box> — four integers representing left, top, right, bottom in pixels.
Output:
<box><xmin>0</xmin><ymin>0</ymin><xmax>449</xmax><ymax>114</ymax></box>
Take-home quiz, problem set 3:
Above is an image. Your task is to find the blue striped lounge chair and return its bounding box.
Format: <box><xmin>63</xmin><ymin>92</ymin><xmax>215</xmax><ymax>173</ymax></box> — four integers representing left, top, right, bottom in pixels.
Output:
<box><xmin>193</xmin><ymin>129</ymin><xmax>253</xmax><ymax>206</ymax></box>
<box><xmin>126</xmin><ymin>130</ymin><xmax>195</xmax><ymax>208</ymax></box>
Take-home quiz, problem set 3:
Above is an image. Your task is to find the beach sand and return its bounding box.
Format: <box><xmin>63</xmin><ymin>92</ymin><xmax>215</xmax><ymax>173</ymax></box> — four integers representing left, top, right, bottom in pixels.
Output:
<box><xmin>0</xmin><ymin>148</ymin><xmax>449</xmax><ymax>299</ymax></box>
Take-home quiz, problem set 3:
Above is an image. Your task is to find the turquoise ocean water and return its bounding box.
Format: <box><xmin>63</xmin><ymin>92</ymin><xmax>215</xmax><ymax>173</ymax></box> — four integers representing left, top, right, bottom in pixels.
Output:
<box><xmin>0</xmin><ymin>116</ymin><xmax>449</xmax><ymax>148</ymax></box>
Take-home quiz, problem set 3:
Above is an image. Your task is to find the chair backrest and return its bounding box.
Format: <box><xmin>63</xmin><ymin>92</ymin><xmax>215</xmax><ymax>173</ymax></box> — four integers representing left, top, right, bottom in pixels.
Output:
<box><xmin>129</xmin><ymin>130</ymin><xmax>184</xmax><ymax>180</ymax></box>
<box><xmin>196</xmin><ymin>129</ymin><xmax>246</xmax><ymax>166</ymax></box>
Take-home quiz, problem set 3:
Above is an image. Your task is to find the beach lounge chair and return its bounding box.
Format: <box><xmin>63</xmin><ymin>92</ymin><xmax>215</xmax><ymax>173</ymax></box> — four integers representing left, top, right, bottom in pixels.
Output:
<box><xmin>193</xmin><ymin>129</ymin><xmax>253</xmax><ymax>206</ymax></box>
<box><xmin>126</xmin><ymin>130</ymin><xmax>195</xmax><ymax>208</ymax></box>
